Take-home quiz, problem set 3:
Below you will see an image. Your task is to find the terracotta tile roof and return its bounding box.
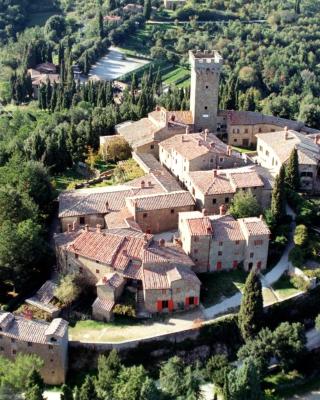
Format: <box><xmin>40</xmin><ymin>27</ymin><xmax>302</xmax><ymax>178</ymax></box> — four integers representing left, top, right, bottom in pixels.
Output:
<box><xmin>212</xmin><ymin>217</ymin><xmax>245</xmax><ymax>241</ymax></box>
<box><xmin>189</xmin><ymin>171</ymin><xmax>235</xmax><ymax>195</ymax></box>
<box><xmin>32</xmin><ymin>74</ymin><xmax>60</xmax><ymax>86</ymax></box>
<box><xmin>104</xmin><ymin>207</ymin><xmax>133</xmax><ymax>230</ymax></box>
<box><xmin>0</xmin><ymin>312</ymin><xmax>67</xmax><ymax>344</ymax></box>
<box><xmin>143</xmin><ymin>265</ymin><xmax>200</xmax><ymax>290</ymax></box>
<box><xmin>167</xmin><ymin>110</ymin><xmax>193</xmax><ymax>125</ymax></box>
<box><xmin>123</xmin><ymin>263</ymin><xmax>142</xmax><ymax>280</ymax></box>
<box><xmin>229</xmin><ymin>171</ymin><xmax>264</xmax><ymax>189</ymax></box>
<box><xmin>225</xmin><ymin>110</ymin><xmax>319</xmax><ymax>134</ymax></box>
<box><xmin>92</xmin><ymin>297</ymin><xmax>115</xmax><ymax>313</ymax></box>
<box><xmin>113</xmin><ymin>236</ymin><xmax>146</xmax><ymax>270</ymax></box>
<box><xmin>67</xmin><ymin>231</ymin><xmax>124</xmax><ymax>264</ymax></box>
<box><xmin>159</xmin><ymin>132</ymin><xmax>235</xmax><ymax>161</ymax></box>
<box><xmin>26</xmin><ymin>281</ymin><xmax>59</xmax><ymax>314</ymax></box>
<box><xmin>187</xmin><ymin>217</ymin><xmax>212</xmax><ymax>236</ymax></box>
<box><xmin>143</xmin><ymin>242</ymin><xmax>194</xmax><ymax>266</ymax></box>
<box><xmin>239</xmin><ymin>217</ymin><xmax>271</xmax><ymax>236</ymax></box>
<box><xmin>127</xmin><ymin>190</ymin><xmax>194</xmax><ymax>211</ymax></box>
<box><xmin>256</xmin><ymin>130</ymin><xmax>320</xmax><ymax>165</ymax></box>
<box><xmin>143</xmin><ymin>268</ymin><xmax>169</xmax><ymax>289</ymax></box>
<box><xmin>98</xmin><ymin>272</ymin><xmax>124</xmax><ymax>289</ymax></box>
<box><xmin>116</xmin><ymin>118</ymin><xmax>159</xmax><ymax>145</ymax></box>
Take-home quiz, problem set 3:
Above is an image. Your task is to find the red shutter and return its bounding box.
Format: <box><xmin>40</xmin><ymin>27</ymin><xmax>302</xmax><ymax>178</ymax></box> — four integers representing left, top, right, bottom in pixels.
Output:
<box><xmin>157</xmin><ymin>300</ymin><xmax>162</xmax><ymax>312</ymax></box>
<box><xmin>168</xmin><ymin>300</ymin><xmax>174</xmax><ymax>311</ymax></box>
<box><xmin>233</xmin><ymin>260</ymin><xmax>238</xmax><ymax>269</ymax></box>
<box><xmin>257</xmin><ymin>261</ymin><xmax>262</xmax><ymax>270</ymax></box>
<box><xmin>216</xmin><ymin>261</ymin><xmax>222</xmax><ymax>270</ymax></box>
<box><xmin>194</xmin><ymin>297</ymin><xmax>199</xmax><ymax>305</ymax></box>
<box><xmin>185</xmin><ymin>297</ymin><xmax>189</xmax><ymax>307</ymax></box>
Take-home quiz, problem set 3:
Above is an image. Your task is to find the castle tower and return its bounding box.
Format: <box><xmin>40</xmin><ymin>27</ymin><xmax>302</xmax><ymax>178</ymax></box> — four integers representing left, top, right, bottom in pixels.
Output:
<box><xmin>189</xmin><ymin>49</ymin><xmax>223</xmax><ymax>132</ymax></box>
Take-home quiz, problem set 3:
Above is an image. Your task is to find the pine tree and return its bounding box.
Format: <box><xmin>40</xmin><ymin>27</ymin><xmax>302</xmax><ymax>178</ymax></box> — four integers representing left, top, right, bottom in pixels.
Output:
<box><xmin>143</xmin><ymin>0</ymin><xmax>151</xmax><ymax>20</ymax></box>
<box><xmin>26</xmin><ymin>370</ymin><xmax>45</xmax><ymax>392</ymax></box>
<box><xmin>285</xmin><ymin>147</ymin><xmax>300</xmax><ymax>191</ymax></box>
<box><xmin>238</xmin><ymin>271</ymin><xmax>263</xmax><ymax>341</ymax></box>
<box><xmin>271</xmin><ymin>165</ymin><xmax>286</xmax><ymax>223</ymax></box>
<box><xmin>96</xmin><ymin>349</ymin><xmax>121</xmax><ymax>399</ymax></box>
<box><xmin>61</xmin><ymin>384</ymin><xmax>73</xmax><ymax>400</ymax></box>
<box><xmin>140</xmin><ymin>377</ymin><xmax>160</xmax><ymax>400</ymax></box>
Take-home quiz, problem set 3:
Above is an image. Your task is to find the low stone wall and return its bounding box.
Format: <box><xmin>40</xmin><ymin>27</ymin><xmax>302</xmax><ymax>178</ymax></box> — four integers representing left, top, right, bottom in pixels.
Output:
<box><xmin>69</xmin><ymin>325</ymin><xmax>200</xmax><ymax>351</ymax></box>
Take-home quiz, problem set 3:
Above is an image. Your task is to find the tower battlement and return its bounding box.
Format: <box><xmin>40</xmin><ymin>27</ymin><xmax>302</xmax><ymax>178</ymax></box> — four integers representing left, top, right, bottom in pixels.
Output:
<box><xmin>189</xmin><ymin>50</ymin><xmax>223</xmax><ymax>68</ymax></box>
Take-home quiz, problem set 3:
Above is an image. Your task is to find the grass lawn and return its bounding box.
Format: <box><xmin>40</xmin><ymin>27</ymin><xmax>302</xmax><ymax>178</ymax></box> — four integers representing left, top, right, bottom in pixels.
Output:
<box><xmin>272</xmin><ymin>274</ymin><xmax>302</xmax><ymax>300</ymax></box>
<box><xmin>116</xmin><ymin>158</ymin><xmax>145</xmax><ymax>182</ymax></box>
<box><xmin>200</xmin><ymin>269</ymin><xmax>247</xmax><ymax>307</ymax></box>
<box><xmin>52</xmin><ymin>168</ymin><xmax>87</xmax><ymax>193</ymax></box>
<box><xmin>162</xmin><ymin>66</ymin><xmax>190</xmax><ymax>85</ymax></box>
<box><xmin>231</xmin><ymin>146</ymin><xmax>256</xmax><ymax>154</ymax></box>
<box><xmin>262</xmin><ymin>287</ymin><xmax>278</xmax><ymax>306</ymax></box>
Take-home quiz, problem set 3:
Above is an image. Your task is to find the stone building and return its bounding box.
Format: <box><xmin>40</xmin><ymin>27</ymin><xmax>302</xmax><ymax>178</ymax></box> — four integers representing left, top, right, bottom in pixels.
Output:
<box><xmin>225</xmin><ymin>110</ymin><xmax>319</xmax><ymax>148</ymax></box>
<box><xmin>189</xmin><ymin>50</ymin><xmax>223</xmax><ymax>132</ymax></box>
<box><xmin>101</xmin><ymin>107</ymin><xmax>194</xmax><ymax>157</ymax></box>
<box><xmin>185</xmin><ymin>165</ymin><xmax>271</xmax><ymax>214</ymax></box>
<box><xmin>179</xmin><ymin>210</ymin><xmax>270</xmax><ymax>273</ymax></box>
<box><xmin>256</xmin><ymin>128</ymin><xmax>320</xmax><ymax>192</ymax></box>
<box><xmin>58</xmin><ymin>172</ymin><xmax>192</xmax><ymax>234</ymax></box>
<box><xmin>159</xmin><ymin>131</ymin><xmax>246</xmax><ymax>186</ymax></box>
<box><xmin>55</xmin><ymin>228</ymin><xmax>200</xmax><ymax>318</ymax></box>
<box><xmin>163</xmin><ymin>0</ymin><xmax>186</xmax><ymax>9</ymax></box>
<box><xmin>0</xmin><ymin>312</ymin><xmax>68</xmax><ymax>385</ymax></box>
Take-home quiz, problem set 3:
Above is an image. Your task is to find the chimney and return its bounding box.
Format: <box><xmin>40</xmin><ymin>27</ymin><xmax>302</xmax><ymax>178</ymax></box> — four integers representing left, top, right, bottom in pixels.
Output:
<box><xmin>219</xmin><ymin>204</ymin><xmax>226</xmax><ymax>216</ymax></box>
<box><xmin>227</xmin><ymin>145</ymin><xmax>232</xmax><ymax>156</ymax></box>
<box><xmin>198</xmin><ymin>139</ymin><xmax>201</xmax><ymax>146</ymax></box>
<box><xmin>186</xmin><ymin>126</ymin><xmax>190</xmax><ymax>135</ymax></box>
<box><xmin>72</xmin><ymin>220</ymin><xmax>77</xmax><ymax>231</ymax></box>
<box><xmin>148</xmin><ymin>181</ymin><xmax>152</xmax><ymax>187</ymax></box>
<box><xmin>84</xmin><ymin>224</ymin><xmax>89</xmax><ymax>232</ymax></box>
<box><xmin>156</xmin><ymin>105</ymin><xmax>161</xmax><ymax>111</ymax></box>
<box><xmin>259</xmin><ymin>214</ymin><xmax>263</xmax><ymax>221</ymax></box>
<box><xmin>159</xmin><ymin>238</ymin><xmax>165</xmax><ymax>247</ymax></box>
<box><xmin>181</xmin><ymin>135</ymin><xmax>185</xmax><ymax>142</ymax></box>
<box><xmin>202</xmin><ymin>208</ymin><xmax>206</xmax><ymax>216</ymax></box>
<box><xmin>213</xmin><ymin>170</ymin><xmax>217</xmax><ymax>178</ymax></box>
<box><xmin>144</xmin><ymin>233</ymin><xmax>148</xmax><ymax>242</ymax></box>
<box><xmin>284</xmin><ymin>126</ymin><xmax>288</xmax><ymax>140</ymax></box>
<box><xmin>106</xmin><ymin>201</ymin><xmax>109</xmax><ymax>212</ymax></box>
<box><xmin>96</xmin><ymin>224</ymin><xmax>102</xmax><ymax>233</ymax></box>
<box><xmin>102</xmin><ymin>276</ymin><xmax>108</xmax><ymax>284</ymax></box>
<box><xmin>141</xmin><ymin>180</ymin><xmax>145</xmax><ymax>189</ymax></box>
<box><xmin>204</xmin><ymin>128</ymin><xmax>209</xmax><ymax>142</ymax></box>
<box><xmin>67</xmin><ymin>224</ymin><xmax>71</xmax><ymax>233</ymax></box>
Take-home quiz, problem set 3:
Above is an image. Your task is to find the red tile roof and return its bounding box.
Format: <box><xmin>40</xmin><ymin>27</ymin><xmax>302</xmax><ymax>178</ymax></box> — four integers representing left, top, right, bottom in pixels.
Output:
<box><xmin>127</xmin><ymin>190</ymin><xmax>194</xmax><ymax>211</ymax></box>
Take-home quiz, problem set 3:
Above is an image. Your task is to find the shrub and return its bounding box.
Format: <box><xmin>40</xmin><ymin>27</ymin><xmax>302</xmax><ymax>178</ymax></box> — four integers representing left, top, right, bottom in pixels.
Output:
<box><xmin>290</xmin><ymin>275</ymin><xmax>310</xmax><ymax>292</ymax></box>
<box><xmin>113</xmin><ymin>304</ymin><xmax>136</xmax><ymax>317</ymax></box>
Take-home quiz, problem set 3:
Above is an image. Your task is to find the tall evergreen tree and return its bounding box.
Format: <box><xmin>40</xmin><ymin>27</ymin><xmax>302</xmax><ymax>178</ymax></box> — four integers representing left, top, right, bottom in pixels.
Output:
<box><xmin>98</xmin><ymin>11</ymin><xmax>104</xmax><ymax>38</ymax></box>
<box><xmin>79</xmin><ymin>376</ymin><xmax>97</xmax><ymax>400</ymax></box>
<box><xmin>238</xmin><ymin>271</ymin><xmax>263</xmax><ymax>341</ymax></box>
<box><xmin>271</xmin><ymin>165</ymin><xmax>286</xmax><ymax>223</ymax></box>
<box><xmin>96</xmin><ymin>349</ymin><xmax>121</xmax><ymax>399</ymax></box>
<box><xmin>285</xmin><ymin>147</ymin><xmax>300</xmax><ymax>191</ymax></box>
<box><xmin>143</xmin><ymin>0</ymin><xmax>151</xmax><ymax>20</ymax></box>
<box><xmin>61</xmin><ymin>384</ymin><xmax>74</xmax><ymax>400</ymax></box>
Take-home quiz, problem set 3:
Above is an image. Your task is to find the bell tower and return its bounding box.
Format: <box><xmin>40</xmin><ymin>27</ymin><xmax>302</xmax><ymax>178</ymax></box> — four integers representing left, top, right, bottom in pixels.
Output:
<box><xmin>189</xmin><ymin>49</ymin><xmax>223</xmax><ymax>132</ymax></box>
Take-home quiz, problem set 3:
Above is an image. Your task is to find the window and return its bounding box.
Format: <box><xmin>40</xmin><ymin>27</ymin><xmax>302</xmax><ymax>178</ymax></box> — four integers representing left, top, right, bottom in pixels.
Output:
<box><xmin>194</xmin><ymin>249</ymin><xmax>198</xmax><ymax>254</ymax></box>
<box><xmin>233</xmin><ymin>260</ymin><xmax>238</xmax><ymax>269</ymax></box>
<box><xmin>194</xmin><ymin>236</ymin><xmax>199</xmax><ymax>242</ymax></box>
<box><xmin>259</xmin><ymin>146</ymin><xmax>263</xmax><ymax>152</ymax></box>
<box><xmin>235</xmin><ymin>240</ymin><xmax>240</xmax><ymax>245</ymax></box>
<box><xmin>234</xmin><ymin>139</ymin><xmax>237</xmax><ymax>142</ymax></box>
<box><xmin>79</xmin><ymin>217</ymin><xmax>85</xmax><ymax>225</ymax></box>
<box><xmin>150</xmin><ymin>144</ymin><xmax>154</xmax><ymax>149</ymax></box>
<box><xmin>11</xmin><ymin>338</ymin><xmax>15</xmax><ymax>343</ymax></box>
<box><xmin>162</xmin><ymin>289</ymin><xmax>166</xmax><ymax>295</ymax></box>
<box><xmin>75</xmin><ymin>254</ymin><xmax>79</xmax><ymax>259</ymax></box>
<box><xmin>250</xmin><ymin>252</ymin><xmax>254</xmax><ymax>258</ymax></box>
<box><xmin>271</xmin><ymin>129</ymin><xmax>275</xmax><ymax>132</ymax></box>
<box><xmin>225</xmin><ymin>197</ymin><xmax>229</xmax><ymax>203</ymax></box>
<box><xmin>143</xmin><ymin>213</ymin><xmax>148</xmax><ymax>218</ymax></box>
<box><xmin>49</xmin><ymin>345</ymin><xmax>53</xmax><ymax>350</ymax></box>
<box><xmin>210</xmin><ymin>158</ymin><xmax>214</xmax><ymax>162</ymax></box>
<box><xmin>265</xmin><ymin>150</ymin><xmax>269</xmax><ymax>156</ymax></box>
<box><xmin>257</xmin><ymin>261</ymin><xmax>262</xmax><ymax>269</ymax></box>
<box><xmin>218</xmin><ymin>251</ymin><xmax>222</xmax><ymax>256</ymax></box>
<box><xmin>205</xmin><ymin>85</ymin><xmax>209</xmax><ymax>89</ymax></box>
<box><xmin>258</xmin><ymin>128</ymin><xmax>262</xmax><ymax>133</ymax></box>
<box><xmin>79</xmin><ymin>267</ymin><xmax>83</xmax><ymax>274</ymax></box>
<box><xmin>219</xmin><ymin>241</ymin><xmax>223</xmax><ymax>246</ymax></box>
<box><xmin>27</xmin><ymin>342</ymin><xmax>32</xmax><ymax>347</ymax></box>
<box><xmin>232</xmin><ymin>128</ymin><xmax>235</xmax><ymax>134</ymax></box>
<box><xmin>0</xmin><ymin>347</ymin><xmax>3</xmax><ymax>351</ymax></box>
<box><xmin>205</xmin><ymin>106</ymin><xmax>208</xmax><ymax>110</ymax></box>
<box><xmin>96</xmin><ymin>269</ymin><xmax>100</xmax><ymax>274</ymax></box>
<box><xmin>212</xmin><ymin>198</ymin><xmax>216</xmax><ymax>204</ymax></box>
<box><xmin>237</xmin><ymin>129</ymin><xmax>240</xmax><ymax>134</ymax></box>
<box><xmin>50</xmin><ymin>358</ymin><xmax>54</xmax><ymax>362</ymax></box>
<box><xmin>189</xmin><ymin>297</ymin><xmax>195</xmax><ymax>305</ymax></box>
<box><xmin>219</xmin><ymin>157</ymin><xmax>224</xmax><ymax>162</ymax></box>
<box><xmin>216</xmin><ymin>261</ymin><xmax>222</xmax><ymax>270</ymax></box>
<box><xmin>162</xmin><ymin>300</ymin><xmax>169</xmax><ymax>309</ymax></box>
<box><xmin>12</xmin><ymin>350</ymin><xmax>16</xmax><ymax>355</ymax></box>
<box><xmin>254</xmin><ymin>239</ymin><xmax>263</xmax><ymax>246</ymax></box>
<box><xmin>176</xmin><ymin>288</ymin><xmax>181</xmax><ymax>293</ymax></box>
<box><xmin>244</xmin><ymin>128</ymin><xmax>248</xmax><ymax>133</ymax></box>
<box><xmin>170</xmin><ymin>209</ymin><xmax>175</xmax><ymax>214</ymax></box>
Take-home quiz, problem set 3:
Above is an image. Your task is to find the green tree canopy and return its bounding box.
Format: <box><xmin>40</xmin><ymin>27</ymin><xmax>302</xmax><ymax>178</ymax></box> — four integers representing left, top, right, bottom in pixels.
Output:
<box><xmin>229</xmin><ymin>190</ymin><xmax>261</xmax><ymax>219</ymax></box>
<box><xmin>285</xmin><ymin>148</ymin><xmax>300</xmax><ymax>191</ymax></box>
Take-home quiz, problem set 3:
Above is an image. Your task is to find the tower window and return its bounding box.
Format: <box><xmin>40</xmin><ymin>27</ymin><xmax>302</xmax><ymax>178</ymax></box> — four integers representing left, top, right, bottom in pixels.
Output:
<box><xmin>205</xmin><ymin>85</ymin><xmax>208</xmax><ymax>89</ymax></box>
<box><xmin>204</xmin><ymin>106</ymin><xmax>208</xmax><ymax>110</ymax></box>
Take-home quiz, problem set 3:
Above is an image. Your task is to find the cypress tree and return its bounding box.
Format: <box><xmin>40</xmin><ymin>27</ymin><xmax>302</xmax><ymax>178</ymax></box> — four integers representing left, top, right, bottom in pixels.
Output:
<box><xmin>238</xmin><ymin>270</ymin><xmax>263</xmax><ymax>341</ymax></box>
<box><xmin>79</xmin><ymin>376</ymin><xmax>97</xmax><ymax>400</ymax></box>
<box><xmin>143</xmin><ymin>0</ymin><xmax>151</xmax><ymax>21</ymax></box>
<box><xmin>285</xmin><ymin>147</ymin><xmax>300</xmax><ymax>191</ymax></box>
<box><xmin>61</xmin><ymin>384</ymin><xmax>73</xmax><ymax>400</ymax></box>
<box><xmin>46</xmin><ymin>79</ymin><xmax>52</xmax><ymax>111</ymax></box>
<box><xmin>295</xmin><ymin>0</ymin><xmax>301</xmax><ymax>14</ymax></box>
<box><xmin>271</xmin><ymin>165</ymin><xmax>286</xmax><ymax>223</ymax></box>
<box><xmin>98</xmin><ymin>11</ymin><xmax>104</xmax><ymax>38</ymax></box>
<box><xmin>26</xmin><ymin>370</ymin><xmax>44</xmax><ymax>392</ymax></box>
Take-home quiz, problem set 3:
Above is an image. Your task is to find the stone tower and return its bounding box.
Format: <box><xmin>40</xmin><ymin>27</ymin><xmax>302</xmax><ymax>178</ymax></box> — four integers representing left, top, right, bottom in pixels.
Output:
<box><xmin>189</xmin><ymin>49</ymin><xmax>223</xmax><ymax>132</ymax></box>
